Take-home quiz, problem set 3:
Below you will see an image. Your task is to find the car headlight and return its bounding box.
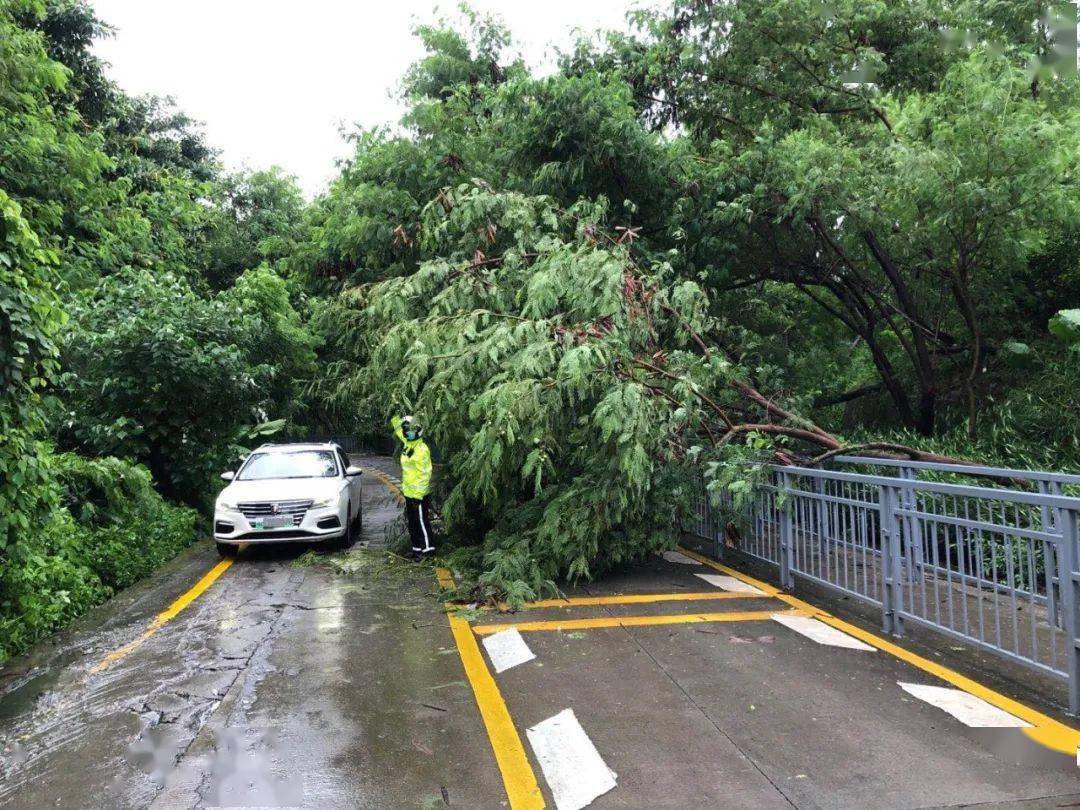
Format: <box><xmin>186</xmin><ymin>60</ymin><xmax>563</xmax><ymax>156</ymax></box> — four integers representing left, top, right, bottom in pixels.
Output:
<box><xmin>310</xmin><ymin>497</ymin><xmax>335</xmax><ymax>509</ymax></box>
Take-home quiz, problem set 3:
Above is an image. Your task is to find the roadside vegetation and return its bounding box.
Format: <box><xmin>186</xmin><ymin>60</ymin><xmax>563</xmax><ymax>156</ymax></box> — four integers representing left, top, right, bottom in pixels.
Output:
<box><xmin>0</xmin><ymin>0</ymin><xmax>315</xmax><ymax>661</ymax></box>
<box><xmin>3</xmin><ymin>0</ymin><xmax>1080</xmax><ymax>657</ymax></box>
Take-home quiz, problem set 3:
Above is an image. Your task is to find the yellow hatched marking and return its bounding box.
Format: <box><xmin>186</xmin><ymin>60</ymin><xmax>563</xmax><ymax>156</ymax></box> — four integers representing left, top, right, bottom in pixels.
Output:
<box><xmin>473</xmin><ymin>608</ymin><xmax>806</xmax><ymax>635</ymax></box>
<box><xmin>369</xmin><ymin>468</ymin><xmax>405</xmax><ymax>505</ymax></box>
<box><xmin>437</xmin><ymin>567</ymin><xmax>545</xmax><ymax>809</ymax></box>
<box><xmin>91</xmin><ymin>558</ymin><xmax>234</xmax><ymax>674</ymax></box>
<box><xmin>676</xmin><ymin>545</ymin><xmax>1080</xmax><ymax>756</ymax></box>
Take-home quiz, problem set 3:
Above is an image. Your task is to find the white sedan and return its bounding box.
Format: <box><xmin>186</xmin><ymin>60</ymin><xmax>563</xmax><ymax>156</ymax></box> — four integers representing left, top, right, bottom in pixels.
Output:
<box><xmin>213</xmin><ymin>443</ymin><xmax>362</xmax><ymax>557</ymax></box>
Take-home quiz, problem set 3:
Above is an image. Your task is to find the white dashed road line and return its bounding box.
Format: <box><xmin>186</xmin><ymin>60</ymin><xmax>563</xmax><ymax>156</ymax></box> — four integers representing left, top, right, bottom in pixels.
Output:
<box><xmin>526</xmin><ymin>708</ymin><xmax>617</xmax><ymax>810</ymax></box>
<box><xmin>898</xmin><ymin>682</ymin><xmax>1032</xmax><ymax>728</ymax></box>
<box><xmin>481</xmin><ymin>627</ymin><xmax>537</xmax><ymax>673</ymax></box>
<box><xmin>660</xmin><ymin>550</ymin><xmax>701</xmax><ymax>565</ymax></box>
<box><xmin>695</xmin><ymin>573</ymin><xmax>766</xmax><ymax>595</ymax></box>
<box><xmin>771</xmin><ymin>613</ymin><xmax>875</xmax><ymax>651</ymax></box>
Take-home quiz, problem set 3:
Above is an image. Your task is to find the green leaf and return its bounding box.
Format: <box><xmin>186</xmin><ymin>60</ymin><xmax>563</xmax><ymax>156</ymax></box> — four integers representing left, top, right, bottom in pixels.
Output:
<box><xmin>1049</xmin><ymin>310</ymin><xmax>1080</xmax><ymax>345</ymax></box>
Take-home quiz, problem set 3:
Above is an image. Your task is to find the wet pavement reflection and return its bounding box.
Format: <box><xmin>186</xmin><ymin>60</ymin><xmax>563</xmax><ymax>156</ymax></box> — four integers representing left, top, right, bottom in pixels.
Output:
<box><xmin>0</xmin><ymin>455</ymin><xmax>505</xmax><ymax>809</ymax></box>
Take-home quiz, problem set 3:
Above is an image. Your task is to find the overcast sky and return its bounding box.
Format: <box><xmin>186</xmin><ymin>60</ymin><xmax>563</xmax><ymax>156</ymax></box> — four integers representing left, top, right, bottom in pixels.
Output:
<box><xmin>91</xmin><ymin>1</ymin><xmax>639</xmax><ymax>197</ymax></box>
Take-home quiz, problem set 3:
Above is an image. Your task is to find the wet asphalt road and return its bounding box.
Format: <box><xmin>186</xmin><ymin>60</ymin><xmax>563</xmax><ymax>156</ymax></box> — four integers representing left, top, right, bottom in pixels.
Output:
<box><xmin>0</xmin><ymin>456</ymin><xmax>505</xmax><ymax>809</ymax></box>
<box><xmin>5</xmin><ymin>456</ymin><xmax>1080</xmax><ymax>809</ymax></box>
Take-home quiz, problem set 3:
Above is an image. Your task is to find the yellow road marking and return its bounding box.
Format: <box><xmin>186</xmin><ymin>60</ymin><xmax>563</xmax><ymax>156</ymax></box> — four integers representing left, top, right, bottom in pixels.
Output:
<box><xmin>493</xmin><ymin>591</ymin><xmax>773</xmax><ymax>611</ymax></box>
<box><xmin>473</xmin><ymin>608</ymin><xmax>806</xmax><ymax>635</ymax></box>
<box><xmin>91</xmin><ymin>558</ymin><xmax>234</xmax><ymax>674</ymax></box>
<box><xmin>676</xmin><ymin>545</ymin><xmax>1080</xmax><ymax>756</ymax></box>
<box><xmin>437</xmin><ymin>567</ymin><xmax>545</xmax><ymax>809</ymax></box>
<box><xmin>369</xmin><ymin>468</ymin><xmax>405</xmax><ymax>505</ymax></box>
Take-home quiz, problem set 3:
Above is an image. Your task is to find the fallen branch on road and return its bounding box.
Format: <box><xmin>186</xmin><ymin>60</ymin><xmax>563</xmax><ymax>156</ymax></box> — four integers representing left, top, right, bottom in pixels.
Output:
<box><xmin>325</xmin><ymin>184</ymin><xmax>971</xmax><ymax>604</ymax></box>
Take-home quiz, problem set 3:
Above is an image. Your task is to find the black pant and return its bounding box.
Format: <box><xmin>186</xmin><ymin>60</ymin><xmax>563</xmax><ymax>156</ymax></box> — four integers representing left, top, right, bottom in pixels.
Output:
<box><xmin>405</xmin><ymin>496</ymin><xmax>434</xmax><ymax>554</ymax></box>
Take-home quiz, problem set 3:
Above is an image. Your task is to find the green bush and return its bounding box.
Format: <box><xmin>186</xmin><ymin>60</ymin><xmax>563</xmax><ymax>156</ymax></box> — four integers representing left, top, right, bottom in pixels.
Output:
<box><xmin>863</xmin><ymin>344</ymin><xmax>1080</xmax><ymax>475</ymax></box>
<box><xmin>0</xmin><ymin>190</ymin><xmax>66</xmax><ymax>572</ymax></box>
<box><xmin>0</xmin><ymin>449</ymin><xmax>199</xmax><ymax>664</ymax></box>
<box><xmin>0</xmin><ymin>510</ymin><xmax>108</xmax><ymax>661</ymax></box>
<box><xmin>55</xmin><ymin>452</ymin><xmax>199</xmax><ymax>591</ymax></box>
<box><xmin>58</xmin><ymin>266</ymin><xmax>317</xmax><ymax>510</ymax></box>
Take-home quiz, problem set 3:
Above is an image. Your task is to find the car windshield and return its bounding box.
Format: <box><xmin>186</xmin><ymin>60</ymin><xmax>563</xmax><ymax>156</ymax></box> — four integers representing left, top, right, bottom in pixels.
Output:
<box><xmin>238</xmin><ymin>450</ymin><xmax>338</xmax><ymax>481</ymax></box>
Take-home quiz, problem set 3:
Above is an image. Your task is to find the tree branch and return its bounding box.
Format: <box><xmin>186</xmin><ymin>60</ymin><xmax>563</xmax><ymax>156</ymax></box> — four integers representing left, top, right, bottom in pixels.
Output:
<box><xmin>813</xmin><ymin>382</ymin><xmax>885</xmax><ymax>407</ymax></box>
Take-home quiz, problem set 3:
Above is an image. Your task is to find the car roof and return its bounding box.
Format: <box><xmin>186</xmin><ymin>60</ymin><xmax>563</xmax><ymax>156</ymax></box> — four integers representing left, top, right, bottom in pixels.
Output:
<box><xmin>252</xmin><ymin>442</ymin><xmax>340</xmax><ymax>453</ymax></box>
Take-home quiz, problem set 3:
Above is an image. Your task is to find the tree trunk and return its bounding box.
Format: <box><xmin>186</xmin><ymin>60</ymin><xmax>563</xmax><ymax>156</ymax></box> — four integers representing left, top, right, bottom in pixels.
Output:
<box><xmin>915</xmin><ymin>388</ymin><xmax>936</xmax><ymax>436</ymax></box>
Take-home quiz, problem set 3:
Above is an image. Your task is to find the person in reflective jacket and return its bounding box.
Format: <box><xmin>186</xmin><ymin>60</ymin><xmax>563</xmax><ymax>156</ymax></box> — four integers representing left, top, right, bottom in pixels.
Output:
<box><xmin>391</xmin><ymin>415</ymin><xmax>434</xmax><ymax>559</ymax></box>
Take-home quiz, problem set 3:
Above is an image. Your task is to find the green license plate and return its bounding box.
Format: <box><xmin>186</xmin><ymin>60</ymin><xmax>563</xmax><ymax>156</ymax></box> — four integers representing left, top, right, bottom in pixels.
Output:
<box><xmin>252</xmin><ymin>515</ymin><xmax>291</xmax><ymax>530</ymax></box>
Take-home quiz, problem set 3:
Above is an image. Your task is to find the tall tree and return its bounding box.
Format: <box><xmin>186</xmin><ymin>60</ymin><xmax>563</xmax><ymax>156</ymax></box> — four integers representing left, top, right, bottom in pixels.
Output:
<box><xmin>571</xmin><ymin>0</ymin><xmax>1080</xmax><ymax>434</ymax></box>
<box><xmin>204</xmin><ymin>167</ymin><xmax>307</xmax><ymax>289</ymax></box>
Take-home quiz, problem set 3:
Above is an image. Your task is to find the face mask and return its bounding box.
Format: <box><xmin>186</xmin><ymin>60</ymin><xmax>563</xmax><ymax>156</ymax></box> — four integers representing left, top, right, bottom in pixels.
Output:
<box><xmin>405</xmin><ymin>429</ymin><xmax>418</xmax><ymax>441</ymax></box>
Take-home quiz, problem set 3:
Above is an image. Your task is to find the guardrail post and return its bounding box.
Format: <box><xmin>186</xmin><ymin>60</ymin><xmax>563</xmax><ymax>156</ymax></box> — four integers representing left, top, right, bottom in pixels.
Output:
<box><xmin>1040</xmin><ymin>481</ymin><xmax>1062</xmax><ymax>629</ymax></box>
<box><xmin>707</xmin><ymin>493</ymin><xmax>724</xmax><ymax>561</ymax></box>
<box><xmin>879</xmin><ymin>483</ymin><xmax>905</xmax><ymax>636</ymax></box>
<box><xmin>1058</xmin><ymin>508</ymin><xmax>1080</xmax><ymax>715</ymax></box>
<box><xmin>899</xmin><ymin>466</ymin><xmax>924</xmax><ymax>581</ymax></box>
<box><xmin>812</xmin><ymin>476</ymin><xmax>826</xmax><ymax>562</ymax></box>
<box><xmin>778</xmin><ymin>471</ymin><xmax>795</xmax><ymax>590</ymax></box>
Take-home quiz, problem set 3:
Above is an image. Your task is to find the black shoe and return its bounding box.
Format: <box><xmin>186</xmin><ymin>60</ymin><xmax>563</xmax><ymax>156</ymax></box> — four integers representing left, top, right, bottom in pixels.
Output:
<box><xmin>408</xmin><ymin>551</ymin><xmax>422</xmax><ymax>562</ymax></box>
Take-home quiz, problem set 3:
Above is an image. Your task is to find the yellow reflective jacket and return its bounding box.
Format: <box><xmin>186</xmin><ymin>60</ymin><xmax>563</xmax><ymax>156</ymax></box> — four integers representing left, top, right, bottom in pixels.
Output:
<box><xmin>391</xmin><ymin>416</ymin><xmax>432</xmax><ymax>499</ymax></box>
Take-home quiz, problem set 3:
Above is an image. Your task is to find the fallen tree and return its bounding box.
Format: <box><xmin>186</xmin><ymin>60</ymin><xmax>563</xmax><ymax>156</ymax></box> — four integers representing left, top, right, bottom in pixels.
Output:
<box><xmin>326</xmin><ymin>183</ymin><xmax>955</xmax><ymax>601</ymax></box>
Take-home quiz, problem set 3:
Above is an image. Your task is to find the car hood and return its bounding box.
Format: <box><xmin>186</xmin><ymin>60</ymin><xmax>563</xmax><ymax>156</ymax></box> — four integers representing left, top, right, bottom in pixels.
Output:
<box><xmin>220</xmin><ymin>478</ymin><xmax>342</xmax><ymax>504</ymax></box>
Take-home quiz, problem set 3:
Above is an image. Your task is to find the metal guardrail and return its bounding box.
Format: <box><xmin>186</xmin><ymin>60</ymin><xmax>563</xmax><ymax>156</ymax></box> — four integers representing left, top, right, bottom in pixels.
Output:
<box><xmin>829</xmin><ymin>457</ymin><xmax>1080</xmax><ymax>635</ymax></box>
<box><xmin>830</xmin><ymin>455</ymin><xmax>1080</xmax><ymax>490</ymax></box>
<box><xmin>692</xmin><ymin>459</ymin><xmax>1080</xmax><ymax>714</ymax></box>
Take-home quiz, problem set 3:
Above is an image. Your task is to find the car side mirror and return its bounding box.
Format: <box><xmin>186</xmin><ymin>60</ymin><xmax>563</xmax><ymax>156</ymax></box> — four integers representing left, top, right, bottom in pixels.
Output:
<box><xmin>345</xmin><ymin>466</ymin><xmax>362</xmax><ymax>477</ymax></box>
<box><xmin>220</xmin><ymin>471</ymin><xmax>235</xmax><ymax>481</ymax></box>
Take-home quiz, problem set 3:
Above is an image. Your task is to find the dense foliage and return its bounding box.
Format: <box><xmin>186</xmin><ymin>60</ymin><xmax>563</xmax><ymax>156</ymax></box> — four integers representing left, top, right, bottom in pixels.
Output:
<box><xmin>3</xmin><ymin>0</ymin><xmax>1080</xmax><ymax>637</ymax></box>
<box><xmin>57</xmin><ymin>266</ymin><xmax>316</xmax><ymax>506</ymax></box>
<box><xmin>334</xmin><ymin>188</ymin><xmax>706</xmax><ymax>598</ymax></box>
<box><xmin>0</xmin><ymin>0</ymin><xmax>317</xmax><ymax>662</ymax></box>
<box><xmin>0</xmin><ymin>449</ymin><xmax>197</xmax><ymax>658</ymax></box>
<box><xmin>0</xmin><ymin>190</ymin><xmax>64</xmax><ymax>583</ymax></box>
<box><xmin>564</xmin><ymin>0</ymin><xmax>1080</xmax><ymax>438</ymax></box>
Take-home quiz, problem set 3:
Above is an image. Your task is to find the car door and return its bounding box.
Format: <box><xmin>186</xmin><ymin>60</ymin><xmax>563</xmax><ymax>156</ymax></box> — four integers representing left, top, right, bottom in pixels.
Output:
<box><xmin>337</xmin><ymin>447</ymin><xmax>359</xmax><ymax>518</ymax></box>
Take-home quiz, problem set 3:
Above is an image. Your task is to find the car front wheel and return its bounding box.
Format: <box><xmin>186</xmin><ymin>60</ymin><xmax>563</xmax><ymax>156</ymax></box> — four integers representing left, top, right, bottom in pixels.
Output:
<box><xmin>342</xmin><ymin>501</ymin><xmax>356</xmax><ymax>548</ymax></box>
<box><xmin>327</xmin><ymin>502</ymin><xmax>354</xmax><ymax>552</ymax></box>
